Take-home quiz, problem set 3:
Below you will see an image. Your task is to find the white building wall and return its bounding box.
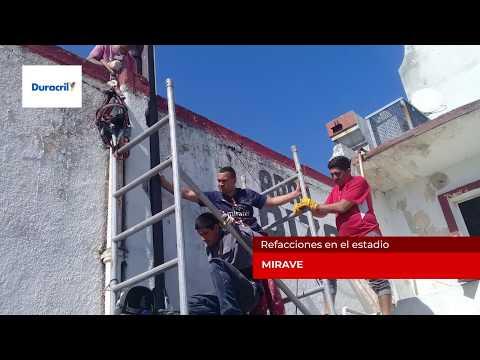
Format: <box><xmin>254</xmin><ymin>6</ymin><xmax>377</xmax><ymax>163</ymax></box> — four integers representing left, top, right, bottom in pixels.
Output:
<box><xmin>374</xmin><ymin>153</ymin><xmax>480</xmax><ymax>237</ymax></box>
<box><xmin>1</xmin><ymin>45</ymin><xmax>381</xmax><ymax>315</ymax></box>
<box><xmin>399</xmin><ymin>45</ymin><xmax>480</xmax><ymax>118</ymax></box>
<box><xmin>0</xmin><ymin>46</ymin><xmax>108</xmax><ymax>314</ymax></box>
<box><xmin>371</xmin><ymin>152</ymin><xmax>480</xmax><ymax>299</ymax></box>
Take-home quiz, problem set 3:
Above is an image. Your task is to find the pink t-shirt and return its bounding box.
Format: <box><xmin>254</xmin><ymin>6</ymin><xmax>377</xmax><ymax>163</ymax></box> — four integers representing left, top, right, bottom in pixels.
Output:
<box><xmin>325</xmin><ymin>175</ymin><xmax>380</xmax><ymax>236</ymax></box>
<box><xmin>88</xmin><ymin>45</ymin><xmax>137</xmax><ymax>74</ymax></box>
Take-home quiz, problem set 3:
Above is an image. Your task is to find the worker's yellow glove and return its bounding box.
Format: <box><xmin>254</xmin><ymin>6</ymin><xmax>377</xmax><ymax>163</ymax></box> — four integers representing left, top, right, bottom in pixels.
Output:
<box><xmin>292</xmin><ymin>197</ymin><xmax>318</xmax><ymax>216</ymax></box>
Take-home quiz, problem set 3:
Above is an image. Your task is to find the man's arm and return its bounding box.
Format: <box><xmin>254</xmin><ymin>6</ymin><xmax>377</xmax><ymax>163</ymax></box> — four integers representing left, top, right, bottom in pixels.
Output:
<box><xmin>264</xmin><ymin>182</ymin><xmax>301</xmax><ymax>207</ymax></box>
<box><xmin>294</xmin><ymin>177</ymin><xmax>369</xmax><ymax>217</ymax></box>
<box><xmin>157</xmin><ymin>175</ymin><xmax>200</xmax><ymax>203</ymax></box>
<box><xmin>293</xmin><ymin>197</ymin><xmax>354</xmax><ymax>217</ymax></box>
<box><xmin>87</xmin><ymin>57</ymin><xmax>116</xmax><ymax>74</ymax></box>
<box><xmin>314</xmin><ymin>200</ymin><xmax>355</xmax><ymax>215</ymax></box>
<box><xmin>87</xmin><ymin>45</ymin><xmax>115</xmax><ymax>74</ymax></box>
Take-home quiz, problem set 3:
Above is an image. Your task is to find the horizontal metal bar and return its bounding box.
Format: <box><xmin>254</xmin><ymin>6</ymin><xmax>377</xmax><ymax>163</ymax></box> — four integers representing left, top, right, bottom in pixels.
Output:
<box><xmin>274</xmin><ymin>280</ymin><xmax>312</xmax><ymax>315</ymax></box>
<box><xmin>261</xmin><ymin>210</ymin><xmax>305</xmax><ymax>232</ymax></box>
<box><xmin>111</xmin><ymin>258</ymin><xmax>178</xmax><ymax>292</ymax></box>
<box><xmin>282</xmin><ymin>284</ymin><xmax>325</xmax><ymax>304</ymax></box>
<box><xmin>117</xmin><ymin>114</ymin><xmax>169</xmax><ymax>154</ymax></box>
<box><xmin>113</xmin><ymin>157</ymin><xmax>172</xmax><ymax>198</ymax></box>
<box><xmin>341</xmin><ymin>306</ymin><xmax>370</xmax><ymax>315</ymax></box>
<box><xmin>113</xmin><ymin>205</ymin><xmax>175</xmax><ymax>243</ymax></box>
<box><xmin>260</xmin><ymin>174</ymin><xmax>299</xmax><ymax>195</ymax></box>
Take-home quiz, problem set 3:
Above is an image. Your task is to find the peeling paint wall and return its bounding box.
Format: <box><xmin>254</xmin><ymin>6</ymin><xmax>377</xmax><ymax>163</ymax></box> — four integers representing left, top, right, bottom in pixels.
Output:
<box><xmin>0</xmin><ymin>46</ymin><xmax>108</xmax><ymax>314</ymax></box>
<box><xmin>374</xmin><ymin>153</ymin><xmax>480</xmax><ymax>237</ymax></box>
<box><xmin>371</xmin><ymin>152</ymin><xmax>480</xmax><ymax>297</ymax></box>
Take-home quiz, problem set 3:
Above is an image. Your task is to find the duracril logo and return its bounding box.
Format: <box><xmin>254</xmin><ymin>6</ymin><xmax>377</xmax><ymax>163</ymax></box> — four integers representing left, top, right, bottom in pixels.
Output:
<box><xmin>32</xmin><ymin>82</ymin><xmax>76</xmax><ymax>92</ymax></box>
<box><xmin>23</xmin><ymin>65</ymin><xmax>82</xmax><ymax>108</ymax></box>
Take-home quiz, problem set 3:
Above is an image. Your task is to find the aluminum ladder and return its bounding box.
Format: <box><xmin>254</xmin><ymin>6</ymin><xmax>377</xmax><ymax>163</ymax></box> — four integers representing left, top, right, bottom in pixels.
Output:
<box><xmin>106</xmin><ymin>78</ymin><xmax>188</xmax><ymax>314</ymax></box>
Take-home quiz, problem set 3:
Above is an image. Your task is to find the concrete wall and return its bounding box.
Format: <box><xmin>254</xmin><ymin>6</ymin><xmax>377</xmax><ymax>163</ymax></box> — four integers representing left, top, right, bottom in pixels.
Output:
<box><xmin>0</xmin><ymin>46</ymin><xmax>108</xmax><ymax>314</ymax></box>
<box><xmin>1</xmin><ymin>45</ymin><xmax>381</xmax><ymax>315</ymax></box>
<box><xmin>371</xmin><ymin>122</ymin><xmax>480</xmax><ymax>237</ymax></box>
<box><xmin>399</xmin><ymin>45</ymin><xmax>480</xmax><ymax>118</ymax></box>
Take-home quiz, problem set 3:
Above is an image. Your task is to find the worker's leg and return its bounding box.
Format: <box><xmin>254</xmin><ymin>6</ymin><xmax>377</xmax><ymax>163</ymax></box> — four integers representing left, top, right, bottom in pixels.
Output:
<box><xmin>188</xmin><ymin>294</ymin><xmax>220</xmax><ymax>315</ymax></box>
<box><xmin>264</xmin><ymin>279</ymin><xmax>286</xmax><ymax>315</ymax></box>
<box><xmin>322</xmin><ymin>279</ymin><xmax>337</xmax><ymax>314</ymax></box>
<box><xmin>209</xmin><ymin>258</ymin><xmax>262</xmax><ymax>315</ymax></box>
<box><xmin>250</xmin><ymin>280</ymin><xmax>268</xmax><ymax>315</ymax></box>
<box><xmin>365</xmin><ymin>230</ymin><xmax>394</xmax><ymax>315</ymax></box>
<box><xmin>368</xmin><ymin>279</ymin><xmax>393</xmax><ymax>315</ymax></box>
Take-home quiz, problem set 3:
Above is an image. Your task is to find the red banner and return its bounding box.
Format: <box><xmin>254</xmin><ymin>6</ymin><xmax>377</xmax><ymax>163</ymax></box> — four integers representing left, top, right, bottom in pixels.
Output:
<box><xmin>252</xmin><ymin>236</ymin><xmax>480</xmax><ymax>279</ymax></box>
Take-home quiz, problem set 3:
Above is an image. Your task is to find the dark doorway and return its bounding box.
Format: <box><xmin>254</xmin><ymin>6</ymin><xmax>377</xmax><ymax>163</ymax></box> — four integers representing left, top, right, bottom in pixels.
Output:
<box><xmin>458</xmin><ymin>196</ymin><xmax>480</xmax><ymax>235</ymax></box>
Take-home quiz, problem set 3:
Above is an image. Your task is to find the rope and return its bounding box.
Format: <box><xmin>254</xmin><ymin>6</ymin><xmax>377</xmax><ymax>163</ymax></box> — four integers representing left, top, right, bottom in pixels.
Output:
<box><xmin>94</xmin><ymin>82</ymin><xmax>131</xmax><ymax>160</ymax></box>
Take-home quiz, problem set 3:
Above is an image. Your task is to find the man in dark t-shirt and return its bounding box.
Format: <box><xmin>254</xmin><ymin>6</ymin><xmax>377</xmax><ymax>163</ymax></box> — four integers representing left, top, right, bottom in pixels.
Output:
<box><xmin>158</xmin><ymin>166</ymin><xmax>300</xmax><ymax>234</ymax></box>
<box><xmin>158</xmin><ymin>166</ymin><xmax>300</xmax><ymax>315</ymax></box>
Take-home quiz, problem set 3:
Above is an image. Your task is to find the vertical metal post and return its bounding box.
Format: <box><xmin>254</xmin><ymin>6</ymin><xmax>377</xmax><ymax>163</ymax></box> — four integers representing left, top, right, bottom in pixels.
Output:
<box><xmin>240</xmin><ymin>175</ymin><xmax>247</xmax><ymax>188</ymax></box>
<box><xmin>291</xmin><ymin>145</ymin><xmax>336</xmax><ymax>315</ymax></box>
<box><xmin>401</xmin><ymin>99</ymin><xmax>414</xmax><ymax>130</ymax></box>
<box><xmin>109</xmin><ymin>148</ymin><xmax>119</xmax><ymax>315</ymax></box>
<box><xmin>354</xmin><ymin>150</ymin><xmax>382</xmax><ymax>314</ymax></box>
<box><xmin>141</xmin><ymin>45</ymin><xmax>149</xmax><ymax>79</ymax></box>
<box><xmin>130</xmin><ymin>45</ymin><xmax>145</xmax><ymax>76</ymax></box>
<box><xmin>291</xmin><ymin>145</ymin><xmax>316</xmax><ymax>233</ymax></box>
<box><xmin>166</xmin><ymin>79</ymin><xmax>189</xmax><ymax>315</ymax></box>
<box><xmin>358</xmin><ymin>151</ymin><xmax>365</xmax><ymax>178</ymax></box>
<box><xmin>147</xmin><ymin>45</ymin><xmax>166</xmax><ymax>310</ymax></box>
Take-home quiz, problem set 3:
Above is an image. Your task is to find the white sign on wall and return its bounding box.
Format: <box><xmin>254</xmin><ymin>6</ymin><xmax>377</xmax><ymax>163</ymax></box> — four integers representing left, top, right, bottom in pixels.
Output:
<box><xmin>22</xmin><ymin>65</ymin><xmax>82</xmax><ymax>108</ymax></box>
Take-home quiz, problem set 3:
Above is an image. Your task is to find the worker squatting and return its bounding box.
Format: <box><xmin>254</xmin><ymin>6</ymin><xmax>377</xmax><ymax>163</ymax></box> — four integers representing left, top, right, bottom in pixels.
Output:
<box><xmin>260</xmin><ymin>239</ymin><xmax>390</xmax><ymax>249</ymax></box>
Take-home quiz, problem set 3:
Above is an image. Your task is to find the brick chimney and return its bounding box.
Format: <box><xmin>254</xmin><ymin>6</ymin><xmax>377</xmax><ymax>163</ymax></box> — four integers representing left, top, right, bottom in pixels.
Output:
<box><xmin>325</xmin><ymin>111</ymin><xmax>372</xmax><ymax>152</ymax></box>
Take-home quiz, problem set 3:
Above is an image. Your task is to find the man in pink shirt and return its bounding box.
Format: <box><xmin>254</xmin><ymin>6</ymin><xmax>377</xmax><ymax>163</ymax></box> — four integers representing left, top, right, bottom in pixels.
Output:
<box><xmin>293</xmin><ymin>156</ymin><xmax>394</xmax><ymax>315</ymax></box>
<box><xmin>87</xmin><ymin>45</ymin><xmax>137</xmax><ymax>77</ymax></box>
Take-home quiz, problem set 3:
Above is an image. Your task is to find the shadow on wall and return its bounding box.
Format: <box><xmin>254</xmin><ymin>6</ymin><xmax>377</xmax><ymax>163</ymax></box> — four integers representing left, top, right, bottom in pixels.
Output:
<box><xmin>393</xmin><ymin>297</ymin><xmax>435</xmax><ymax>315</ymax></box>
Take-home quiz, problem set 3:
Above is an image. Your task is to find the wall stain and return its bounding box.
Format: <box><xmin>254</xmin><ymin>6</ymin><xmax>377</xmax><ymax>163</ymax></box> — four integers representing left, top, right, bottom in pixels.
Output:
<box><xmin>423</xmin><ymin>183</ymin><xmax>437</xmax><ymax>203</ymax></box>
<box><xmin>428</xmin><ymin>172</ymin><xmax>449</xmax><ymax>190</ymax></box>
<box><xmin>396</xmin><ymin>198</ymin><xmax>448</xmax><ymax>235</ymax></box>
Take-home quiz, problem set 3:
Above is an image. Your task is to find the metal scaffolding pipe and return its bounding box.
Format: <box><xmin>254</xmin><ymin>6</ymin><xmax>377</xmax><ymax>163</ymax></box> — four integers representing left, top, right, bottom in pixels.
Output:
<box><xmin>112</xmin><ymin>205</ymin><xmax>175</xmax><ymax>243</ymax></box>
<box><xmin>116</xmin><ymin>114</ymin><xmax>169</xmax><ymax>154</ymax></box>
<box><xmin>113</xmin><ymin>157</ymin><xmax>172</xmax><ymax>198</ymax></box>
<box><xmin>111</xmin><ymin>258</ymin><xmax>178</xmax><ymax>293</ymax></box>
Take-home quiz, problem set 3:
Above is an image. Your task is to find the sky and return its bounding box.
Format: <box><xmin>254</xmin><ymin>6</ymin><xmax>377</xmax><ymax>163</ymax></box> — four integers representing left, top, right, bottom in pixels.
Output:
<box><xmin>60</xmin><ymin>45</ymin><xmax>406</xmax><ymax>175</ymax></box>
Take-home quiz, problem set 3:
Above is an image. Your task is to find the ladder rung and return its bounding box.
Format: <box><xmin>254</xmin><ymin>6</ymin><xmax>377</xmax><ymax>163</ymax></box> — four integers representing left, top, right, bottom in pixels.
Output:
<box><xmin>112</xmin><ymin>205</ymin><xmax>175</xmax><ymax>243</ymax></box>
<box><xmin>274</xmin><ymin>279</ymin><xmax>312</xmax><ymax>315</ymax></box>
<box><xmin>261</xmin><ymin>211</ymin><xmax>304</xmax><ymax>232</ymax></box>
<box><xmin>116</xmin><ymin>114</ymin><xmax>169</xmax><ymax>154</ymax></box>
<box><xmin>342</xmin><ymin>307</ymin><xmax>371</xmax><ymax>315</ymax></box>
<box><xmin>111</xmin><ymin>258</ymin><xmax>178</xmax><ymax>292</ymax></box>
<box><xmin>282</xmin><ymin>284</ymin><xmax>325</xmax><ymax>304</ymax></box>
<box><xmin>113</xmin><ymin>157</ymin><xmax>172</xmax><ymax>198</ymax></box>
<box><xmin>260</xmin><ymin>174</ymin><xmax>299</xmax><ymax>196</ymax></box>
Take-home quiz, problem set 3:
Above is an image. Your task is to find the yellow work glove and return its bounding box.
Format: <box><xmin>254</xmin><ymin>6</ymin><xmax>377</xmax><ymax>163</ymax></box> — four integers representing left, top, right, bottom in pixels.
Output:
<box><xmin>292</xmin><ymin>197</ymin><xmax>318</xmax><ymax>216</ymax></box>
